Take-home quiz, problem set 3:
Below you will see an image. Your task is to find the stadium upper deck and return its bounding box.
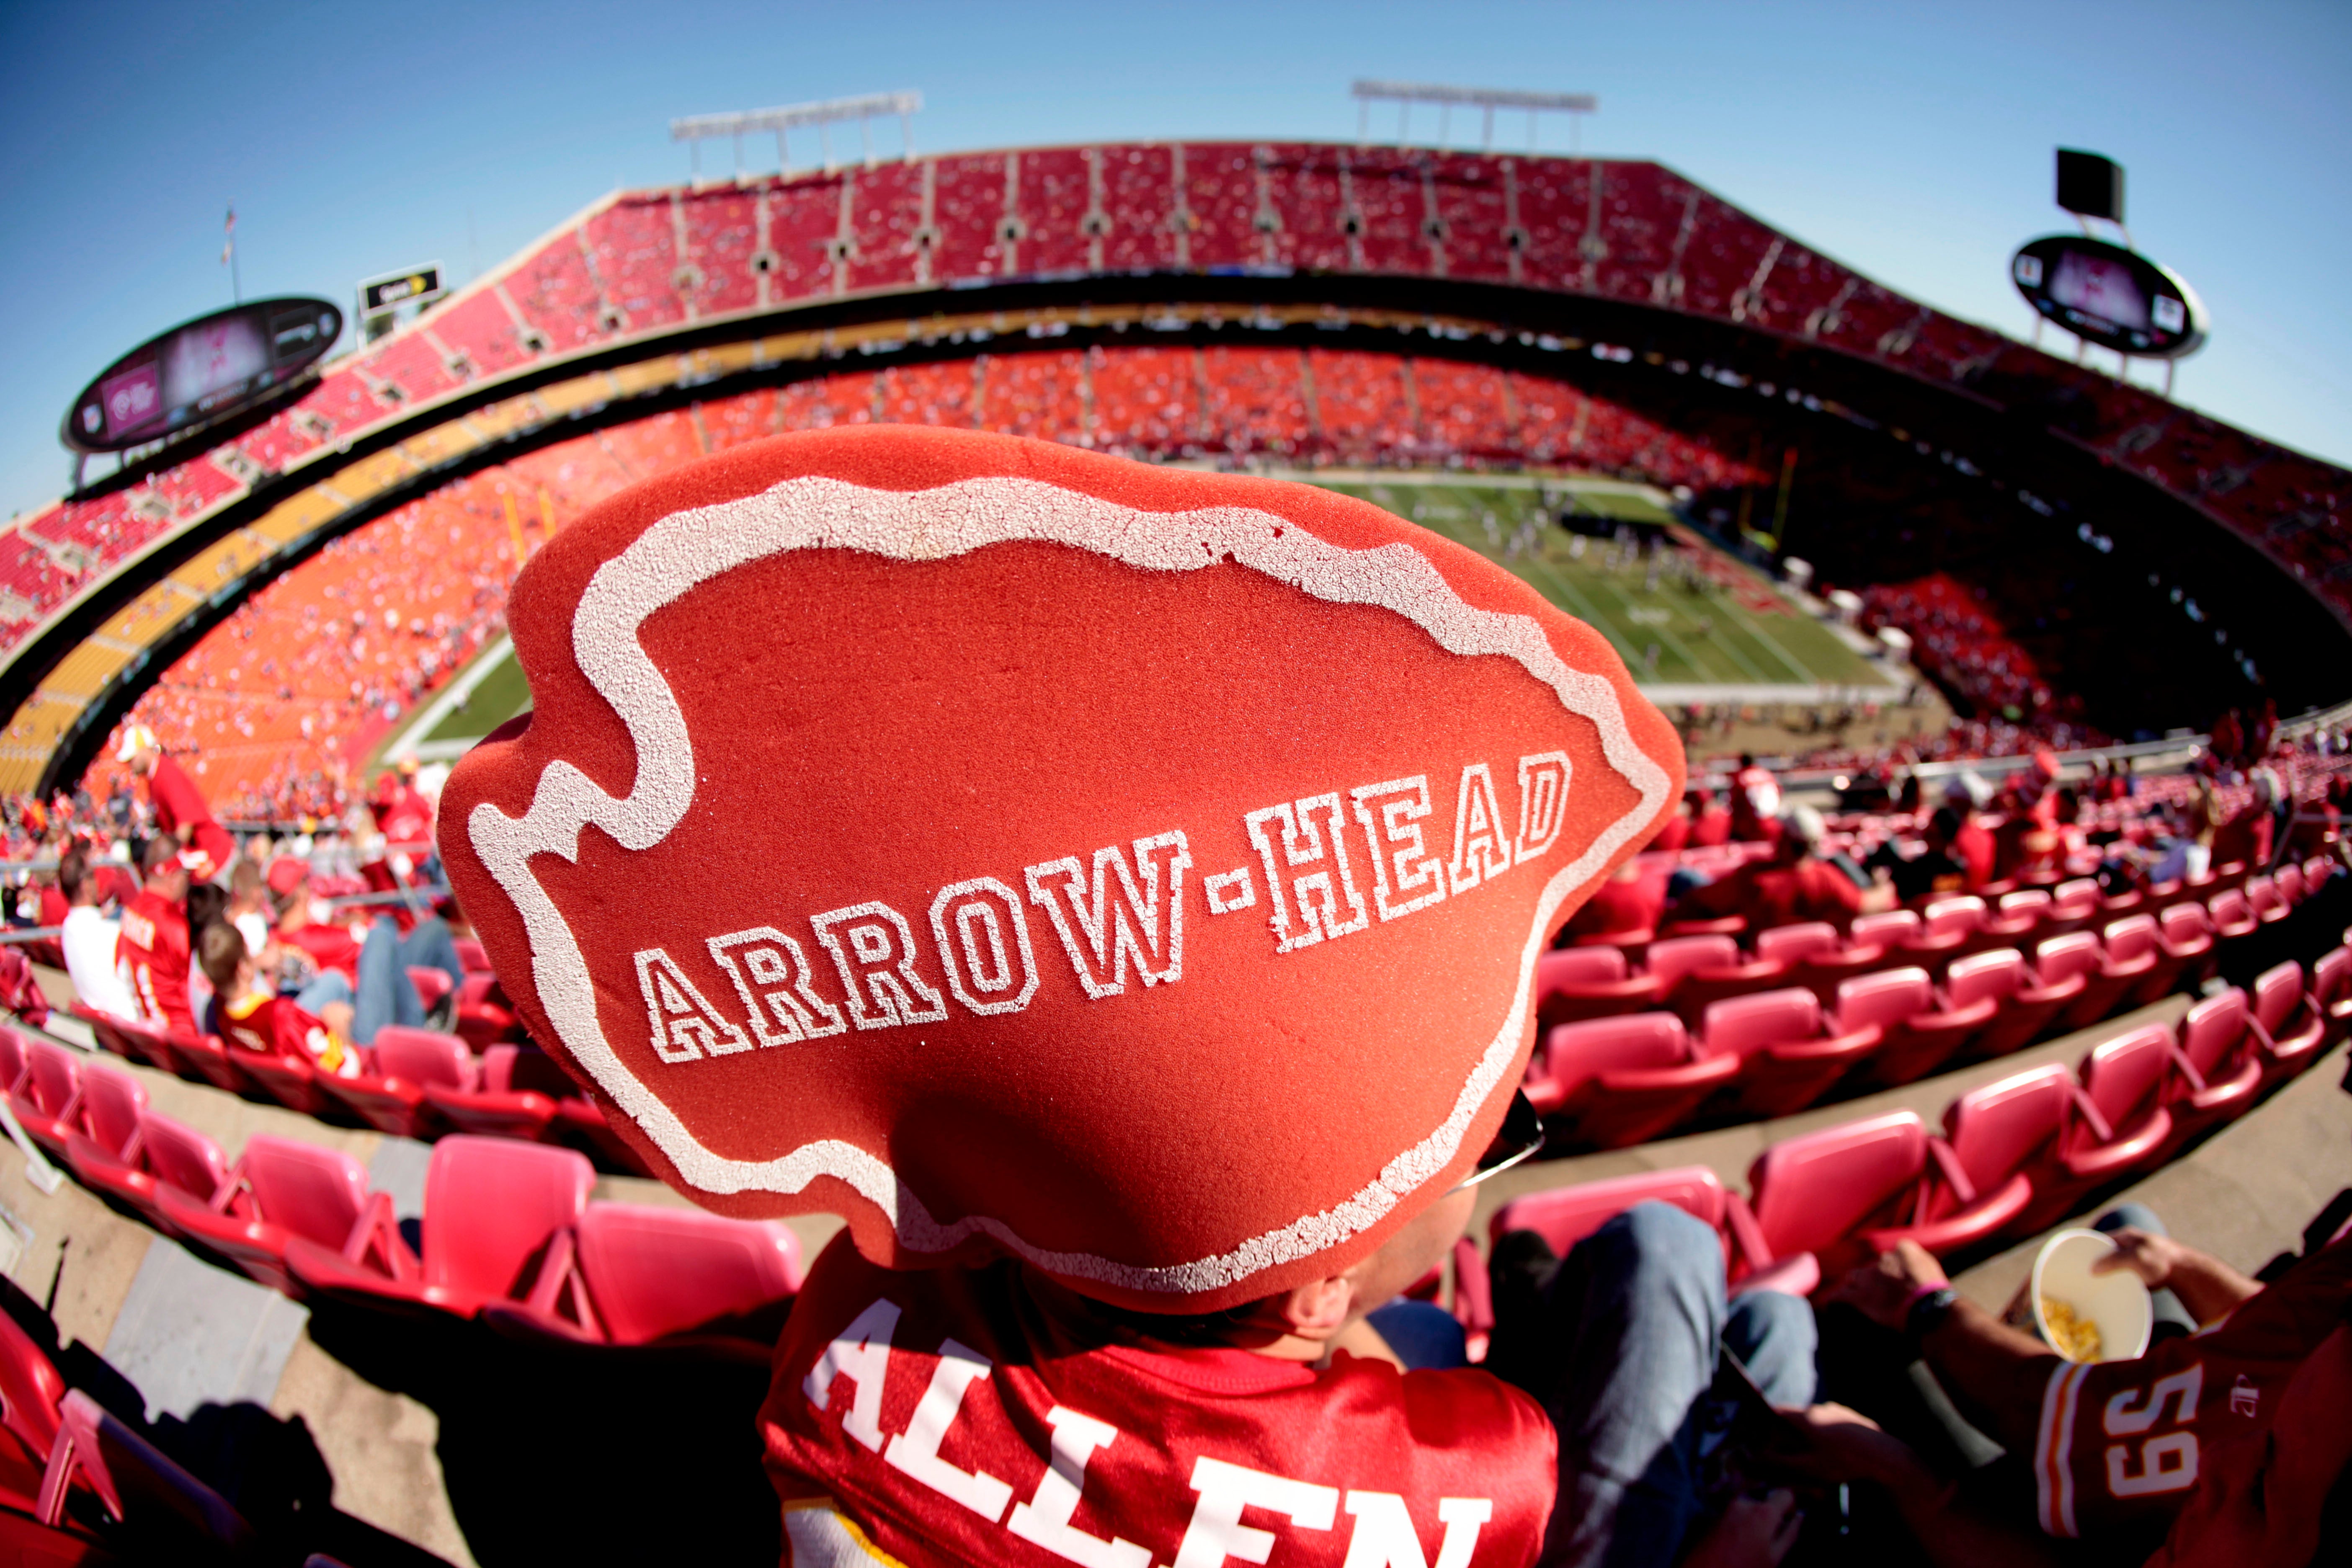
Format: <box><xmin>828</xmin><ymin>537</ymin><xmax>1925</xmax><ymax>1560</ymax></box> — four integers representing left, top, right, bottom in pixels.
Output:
<box><xmin>3</xmin><ymin>143</ymin><xmax>2345</xmax><ymax>794</ymax></box>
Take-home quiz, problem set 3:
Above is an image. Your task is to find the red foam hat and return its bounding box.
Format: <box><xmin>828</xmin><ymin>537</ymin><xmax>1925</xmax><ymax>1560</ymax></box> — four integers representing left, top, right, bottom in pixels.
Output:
<box><xmin>438</xmin><ymin>427</ymin><xmax>1684</xmax><ymax>1310</ymax></box>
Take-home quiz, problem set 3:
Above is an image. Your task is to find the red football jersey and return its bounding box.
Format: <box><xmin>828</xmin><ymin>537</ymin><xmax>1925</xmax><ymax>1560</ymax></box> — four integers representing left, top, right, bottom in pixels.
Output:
<box><xmin>116</xmin><ymin>888</ymin><xmax>194</xmax><ymax>1037</ymax></box>
<box><xmin>2033</xmin><ymin>1234</ymin><xmax>2352</xmax><ymax>1541</ymax></box>
<box><xmin>762</xmin><ymin>1238</ymin><xmax>1556</xmax><ymax>1568</ymax></box>
<box><xmin>215</xmin><ymin>990</ymin><xmax>361</xmax><ymax>1078</ymax></box>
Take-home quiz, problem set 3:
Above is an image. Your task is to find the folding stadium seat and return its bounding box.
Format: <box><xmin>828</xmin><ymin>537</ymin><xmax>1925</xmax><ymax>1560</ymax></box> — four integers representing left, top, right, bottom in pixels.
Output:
<box><xmin>1745</xmin><ymin>1111</ymin><xmax>1935</xmax><ymax>1280</ymax></box>
<box><xmin>2312</xmin><ymin>946</ymin><xmax>2352</xmax><ymax>1043</ymax></box>
<box><xmin>1856</xmin><ymin>1066</ymin><xmax>2060</xmax><ymax>1260</ymax></box>
<box><xmin>2100</xmin><ymin>914</ymin><xmax>2179</xmax><ymax>1008</ymax></box>
<box><xmin>2015</xmin><ymin>1025</ymin><xmax>2179</xmax><ymax>1233</ymax></box>
<box><xmin>2246</xmin><ymin>875</ymin><xmax>2291</xmax><ymax>926</ymax></box>
<box><xmin>420</xmin><ymin>1042</ymin><xmax>561</xmax><ymax>1143</ymax></box>
<box><xmin>1758</xmin><ymin>921</ymin><xmax>1888</xmax><ymax>1006</ymax></box>
<box><xmin>406</xmin><ymin>966</ymin><xmax>454</xmax><ymax>1014</ymax></box>
<box><xmin>454</xmin><ymin>938</ymin><xmax>492</xmax><ymax>974</ymax></box>
<box><xmin>1905</xmin><ymin>897</ymin><xmax>1986</xmax><ymax>965</ymax></box>
<box><xmin>74</xmin><ymin>1065</ymin><xmax>145</xmax><ymax>1165</ymax></box>
<box><xmin>154</xmin><ymin>1133</ymin><xmax>398</xmax><ymax>1297</ymax></box>
<box><xmin>1942</xmin><ymin>946</ymin><xmax>2084</xmax><ymax>1061</ymax></box>
<box><xmin>167</xmin><ymin>1032</ymin><xmax>250</xmax><ymax>1095</ymax></box>
<box><xmin>2165</xmin><ymin>990</ymin><xmax>2265</xmax><ymax>1149</ymax></box>
<box><xmin>2154</xmin><ymin>902</ymin><xmax>2218</xmax><ymax>993</ymax></box>
<box><xmin>1638</xmin><ymin>934</ymin><xmax>1745</xmax><ymax>1017</ymax></box>
<box><xmin>2035</xmin><ymin>931</ymin><xmax>2138</xmax><ymax>1032</ymax></box>
<box><xmin>0</xmin><ymin>1030</ymin><xmax>26</xmax><ymax>1097</ymax></box>
<box><xmin>1834</xmin><ymin>966</ymin><xmax>1996</xmax><ymax>1089</ymax></box>
<box><xmin>1698</xmin><ymin>988</ymin><xmax>1884</xmax><ymax>1119</ymax></box>
<box><xmin>313</xmin><ymin>1044</ymin><xmax>433</xmax><ymax>1138</ymax></box>
<box><xmin>36</xmin><ymin>1389</ymin><xmax>255</xmax><ymax>1554</ymax></box>
<box><xmin>7</xmin><ymin>1042</ymin><xmax>82</xmax><ymax>1158</ymax></box>
<box><xmin>453</xmin><ymin>972</ymin><xmax>519</xmax><ymax>1050</ymax></box>
<box><xmin>489</xmin><ymin>1204</ymin><xmax>804</xmax><ymax>1352</ymax></box>
<box><xmin>1534</xmin><ymin>946</ymin><xmax>1654</xmax><ymax>1029</ymax></box>
<box><xmin>1488</xmin><ymin>1166</ymin><xmax>1728</xmax><ymax>1255</ymax></box>
<box><xmin>0</xmin><ymin>1310</ymin><xmax>64</xmax><ymax>1516</ymax></box>
<box><xmin>285</xmin><ymin>1136</ymin><xmax>594</xmax><ymax>1317</ymax></box>
<box><xmin>80</xmin><ymin>1112</ymin><xmax>230</xmax><ymax>1234</ymax></box>
<box><xmin>1980</xmin><ymin>891</ymin><xmax>2050</xmax><ymax>950</ymax></box>
<box><xmin>80</xmin><ymin>1011</ymin><xmax>176</xmax><ymax>1075</ymax></box>
<box><xmin>1667</xmin><ymin>944</ymin><xmax>1798</xmax><ymax>1026</ymax></box>
<box><xmin>232</xmin><ymin>1045</ymin><xmax>333</xmax><ymax>1119</ymax></box>
<box><xmin>1848</xmin><ymin>910</ymin><xmax>1921</xmax><ymax>953</ymax></box>
<box><xmin>2039</xmin><ymin>880</ymin><xmax>2105</xmax><ymax>938</ymax></box>
<box><xmin>1657</xmin><ymin>914</ymin><xmax>1747</xmax><ymax>941</ymax></box>
<box><xmin>2207</xmin><ymin>888</ymin><xmax>2260</xmax><ymax>942</ymax></box>
<box><xmin>1528</xmin><ymin>1013</ymin><xmax>1739</xmax><ymax>1149</ymax></box>
<box><xmin>2244</xmin><ymin>959</ymin><xmax>2328</xmax><ymax>1088</ymax></box>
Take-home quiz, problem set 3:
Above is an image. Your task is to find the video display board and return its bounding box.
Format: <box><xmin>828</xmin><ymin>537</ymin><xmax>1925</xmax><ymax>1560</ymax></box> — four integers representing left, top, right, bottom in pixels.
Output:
<box><xmin>62</xmin><ymin>297</ymin><xmax>342</xmax><ymax>453</ymax></box>
<box><xmin>2011</xmin><ymin>235</ymin><xmax>2204</xmax><ymax>359</ymax></box>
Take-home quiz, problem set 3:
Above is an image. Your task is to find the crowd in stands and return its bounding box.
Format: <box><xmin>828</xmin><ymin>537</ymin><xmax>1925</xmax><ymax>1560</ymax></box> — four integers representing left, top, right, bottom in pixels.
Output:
<box><xmin>1858</xmin><ymin>573</ymin><xmax>2092</xmax><ymax>727</ymax></box>
<box><xmin>5</xmin><ymin>142</ymin><xmax>2346</xmax><ymax>664</ymax></box>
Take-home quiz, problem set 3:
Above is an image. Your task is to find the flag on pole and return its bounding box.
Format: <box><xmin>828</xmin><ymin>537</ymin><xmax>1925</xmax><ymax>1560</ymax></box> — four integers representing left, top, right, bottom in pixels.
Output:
<box><xmin>222</xmin><ymin>206</ymin><xmax>235</xmax><ymax>265</ymax></box>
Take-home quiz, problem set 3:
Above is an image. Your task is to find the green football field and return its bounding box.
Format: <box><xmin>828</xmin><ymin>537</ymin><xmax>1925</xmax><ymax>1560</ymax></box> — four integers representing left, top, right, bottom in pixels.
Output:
<box><xmin>382</xmin><ymin>469</ymin><xmax>1893</xmax><ymax>769</ymax></box>
<box><xmin>1313</xmin><ymin>475</ymin><xmax>1893</xmax><ymax>691</ymax></box>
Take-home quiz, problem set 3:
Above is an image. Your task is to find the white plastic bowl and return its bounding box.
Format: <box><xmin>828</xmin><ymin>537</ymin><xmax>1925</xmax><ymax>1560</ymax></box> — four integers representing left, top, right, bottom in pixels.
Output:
<box><xmin>2032</xmin><ymin>1228</ymin><xmax>2153</xmax><ymax>1363</ymax></box>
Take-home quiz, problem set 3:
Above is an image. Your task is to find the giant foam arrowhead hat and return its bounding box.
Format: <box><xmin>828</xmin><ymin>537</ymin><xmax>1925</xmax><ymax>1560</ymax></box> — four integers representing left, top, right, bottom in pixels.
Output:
<box><xmin>438</xmin><ymin>426</ymin><xmax>1684</xmax><ymax>1311</ymax></box>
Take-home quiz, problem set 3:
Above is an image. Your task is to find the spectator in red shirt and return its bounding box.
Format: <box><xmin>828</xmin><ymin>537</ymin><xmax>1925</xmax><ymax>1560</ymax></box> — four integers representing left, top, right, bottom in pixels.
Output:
<box><xmin>1689</xmin><ymin>789</ymin><xmax>1733</xmax><ymax>848</ymax></box>
<box><xmin>196</xmin><ymin>921</ymin><xmax>364</xmax><ymax>1078</ymax></box>
<box><xmin>1672</xmin><ymin>806</ymin><xmax>1893</xmax><ymax>932</ymax></box>
<box><xmin>117</xmin><ymin>725</ymin><xmax>235</xmax><ymax>882</ymax></box>
<box><xmin>114</xmin><ymin>833</ymin><xmax>195</xmax><ymax>1035</ymax></box>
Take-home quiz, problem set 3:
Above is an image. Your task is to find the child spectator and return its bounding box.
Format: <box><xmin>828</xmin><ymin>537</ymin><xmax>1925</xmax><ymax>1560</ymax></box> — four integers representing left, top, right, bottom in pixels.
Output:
<box><xmin>197</xmin><ymin>920</ymin><xmax>364</xmax><ymax>1078</ymax></box>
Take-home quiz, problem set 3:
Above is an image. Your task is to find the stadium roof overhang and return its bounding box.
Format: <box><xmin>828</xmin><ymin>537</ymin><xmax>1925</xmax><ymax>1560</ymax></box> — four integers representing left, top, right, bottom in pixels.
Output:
<box><xmin>5</xmin><ymin>150</ymin><xmax>2344</xmax><ymax>795</ymax></box>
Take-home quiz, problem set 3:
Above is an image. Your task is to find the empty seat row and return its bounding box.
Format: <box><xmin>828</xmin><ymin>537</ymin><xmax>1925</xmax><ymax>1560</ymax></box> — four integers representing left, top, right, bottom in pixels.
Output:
<box><xmin>1480</xmin><ymin>949</ymin><xmax>2342</xmax><ymax>1355</ymax></box>
<box><xmin>28</xmin><ymin>1069</ymin><xmax>806</xmax><ymax>1351</ymax></box>
<box><xmin>71</xmin><ymin>1008</ymin><xmax>642</xmax><ymax>1174</ymax></box>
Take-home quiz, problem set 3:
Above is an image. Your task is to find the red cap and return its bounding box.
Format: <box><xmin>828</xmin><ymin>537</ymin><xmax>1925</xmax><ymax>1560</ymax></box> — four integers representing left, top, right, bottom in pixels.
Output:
<box><xmin>438</xmin><ymin>427</ymin><xmax>1684</xmax><ymax>1310</ymax></box>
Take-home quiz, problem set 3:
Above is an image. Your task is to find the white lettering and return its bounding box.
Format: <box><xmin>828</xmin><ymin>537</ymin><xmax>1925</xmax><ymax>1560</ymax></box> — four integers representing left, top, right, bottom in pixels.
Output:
<box><xmin>1171</xmin><ymin>1456</ymin><xmax>1337</xmax><ymax>1568</ymax></box>
<box><xmin>707</xmin><ymin>926</ymin><xmax>848</xmax><ymax>1044</ymax></box>
<box><xmin>632</xmin><ymin>948</ymin><xmax>751</xmax><ymax>1063</ymax></box>
<box><xmin>928</xmin><ymin>878</ymin><xmax>1041</xmax><ymax>1017</ymax></box>
<box><xmin>1244</xmin><ymin>795</ymin><xmax>1368</xmax><ymax>952</ymax></box>
<box><xmin>810</xmin><ymin>902</ymin><xmax>949</xmax><ymax>1030</ymax></box>
<box><xmin>1339</xmin><ymin>1492</ymin><xmax>1493</xmax><ymax>1568</ymax></box>
<box><xmin>1349</xmin><ymin>777</ymin><xmax>1447</xmax><ymax>922</ymax></box>
<box><xmin>1514</xmin><ymin>751</ymin><xmax>1572</xmax><ymax>865</ymax></box>
<box><xmin>1446</xmin><ymin>764</ymin><xmax>1512</xmax><ymax>895</ymax></box>
<box><xmin>802</xmin><ymin>1297</ymin><xmax>901</xmax><ymax>1452</ymax></box>
<box><xmin>1202</xmin><ymin>867</ymin><xmax>1256</xmax><ymax>915</ymax></box>
<box><xmin>882</xmin><ymin>1338</ymin><xmax>1016</xmax><ymax>1522</ymax></box>
<box><xmin>2102</xmin><ymin>1366</ymin><xmax>2202</xmax><ymax>1437</ymax></box>
<box><xmin>1004</xmin><ymin>1406</ymin><xmax>1152</xmax><ymax>1568</ymax></box>
<box><xmin>2105</xmin><ymin>1432</ymin><xmax>2198</xmax><ymax>1496</ymax></box>
<box><xmin>1025</xmin><ymin>832</ymin><xmax>1192</xmax><ymax>999</ymax></box>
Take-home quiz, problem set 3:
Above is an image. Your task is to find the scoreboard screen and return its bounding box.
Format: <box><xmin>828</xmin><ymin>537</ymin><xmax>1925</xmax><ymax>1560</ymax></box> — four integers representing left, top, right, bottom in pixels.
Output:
<box><xmin>63</xmin><ymin>297</ymin><xmax>342</xmax><ymax>454</ymax></box>
<box><xmin>2011</xmin><ymin>235</ymin><xmax>2204</xmax><ymax>359</ymax></box>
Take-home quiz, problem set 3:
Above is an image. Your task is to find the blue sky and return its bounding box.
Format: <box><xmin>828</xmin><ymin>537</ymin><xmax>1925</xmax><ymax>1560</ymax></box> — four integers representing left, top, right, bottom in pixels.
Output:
<box><xmin>3</xmin><ymin>0</ymin><xmax>2346</xmax><ymax>522</ymax></box>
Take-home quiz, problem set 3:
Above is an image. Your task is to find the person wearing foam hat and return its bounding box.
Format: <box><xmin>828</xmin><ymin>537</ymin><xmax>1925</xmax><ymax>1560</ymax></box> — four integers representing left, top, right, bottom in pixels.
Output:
<box><xmin>438</xmin><ymin>427</ymin><xmax>1822</xmax><ymax>1566</ymax></box>
<box><xmin>116</xmin><ymin>722</ymin><xmax>236</xmax><ymax>882</ymax></box>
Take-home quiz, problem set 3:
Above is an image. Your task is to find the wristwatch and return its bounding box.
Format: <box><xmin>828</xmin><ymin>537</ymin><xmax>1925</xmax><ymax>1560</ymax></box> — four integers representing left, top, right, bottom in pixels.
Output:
<box><xmin>1904</xmin><ymin>1285</ymin><xmax>1960</xmax><ymax>1341</ymax></box>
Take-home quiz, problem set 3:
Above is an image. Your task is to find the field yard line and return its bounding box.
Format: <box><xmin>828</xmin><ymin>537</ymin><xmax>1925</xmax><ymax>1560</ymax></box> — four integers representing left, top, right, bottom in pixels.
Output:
<box><xmin>1574</xmin><ymin>569</ymin><xmax>1728</xmax><ymax>684</ymax></box>
<box><xmin>1715</xmin><ymin>594</ymin><xmax>1823</xmax><ymax>683</ymax></box>
<box><xmin>1519</xmin><ymin>556</ymin><xmax>1640</xmax><ymax>660</ymax></box>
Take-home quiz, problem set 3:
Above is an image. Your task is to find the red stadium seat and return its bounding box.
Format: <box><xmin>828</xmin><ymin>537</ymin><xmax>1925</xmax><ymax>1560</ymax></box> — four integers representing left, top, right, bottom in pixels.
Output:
<box><xmin>153</xmin><ymin>1134</ymin><xmax>396</xmax><ymax>1297</ymax></box>
<box><xmin>2101</xmin><ymin>914</ymin><xmax>2178</xmax><ymax>1008</ymax></box>
<box><xmin>1667</xmin><ymin>946</ymin><xmax>1795</xmax><ymax>1026</ymax></box>
<box><xmin>286</xmin><ymin>1136</ymin><xmax>593</xmax><ymax>1316</ymax></box>
<box><xmin>2245</xmin><ymin>875</ymin><xmax>2290</xmax><ymax>926</ymax></box>
<box><xmin>36</xmin><ymin>1389</ymin><xmax>254</xmax><ymax>1552</ymax></box>
<box><xmin>1699</xmin><ymin>987</ymin><xmax>1883</xmax><ymax>1119</ymax></box>
<box><xmin>1767</xmin><ymin>921</ymin><xmax>1895</xmax><ymax>1006</ymax></box>
<box><xmin>1534</xmin><ymin>946</ymin><xmax>1656</xmax><ymax>1029</ymax></box>
<box><xmin>313</xmin><ymin>1037</ymin><xmax>433</xmax><ymax>1137</ymax></box>
<box><xmin>237</xmin><ymin>1043</ymin><xmax>338</xmax><ymax>1118</ymax></box>
<box><xmin>2311</xmin><ymin>946</ymin><xmax>2352</xmax><ymax>1042</ymax></box>
<box><xmin>1903</xmin><ymin>897</ymin><xmax>1984</xmax><ymax>965</ymax></box>
<box><xmin>1746</xmin><ymin>1111</ymin><xmax>1930</xmax><ymax>1279</ymax></box>
<box><xmin>1859</xmin><ymin>1065</ymin><xmax>2061</xmax><ymax>1259</ymax></box>
<box><xmin>83</xmin><ymin>1013</ymin><xmax>179</xmax><ymax>1075</ymax></box>
<box><xmin>2017</xmin><ymin>1026</ymin><xmax>2179</xmax><ymax>1231</ymax></box>
<box><xmin>1990</xmin><ymin>889</ymin><xmax>2052</xmax><ymax>939</ymax></box>
<box><xmin>168</xmin><ymin>1032</ymin><xmax>251</xmax><ymax>1095</ymax></box>
<box><xmin>454</xmin><ymin>938</ymin><xmax>492</xmax><ymax>974</ymax></box>
<box><xmin>75</xmin><ymin>1065</ymin><xmax>145</xmax><ymax>1160</ymax></box>
<box><xmin>2166</xmin><ymin>990</ymin><xmax>2265</xmax><ymax>1147</ymax></box>
<box><xmin>1751</xmin><ymin>921</ymin><xmax>1841</xmax><ymax>966</ymax></box>
<box><xmin>2035</xmin><ymin>931</ymin><xmax>2134</xmax><ymax>1032</ymax></box>
<box><xmin>0</xmin><ymin>1030</ymin><xmax>26</xmax><ymax>1097</ymax></box>
<box><xmin>1643</xmin><ymin>934</ymin><xmax>1743</xmax><ymax>1010</ymax></box>
<box><xmin>421</xmin><ymin>1043</ymin><xmax>560</xmax><ymax>1142</ymax></box>
<box><xmin>2245</xmin><ymin>959</ymin><xmax>2327</xmax><ymax>1087</ymax></box>
<box><xmin>8</xmin><ymin>1041</ymin><xmax>82</xmax><ymax>1158</ymax></box>
<box><xmin>1837</xmin><ymin>965</ymin><xmax>1996</xmax><ymax>1088</ymax></box>
<box><xmin>1530</xmin><ymin>1013</ymin><xmax>1738</xmax><ymax>1149</ymax></box>
<box><xmin>2040</xmin><ymin>880</ymin><xmax>2104</xmax><ymax>938</ymax></box>
<box><xmin>2207</xmin><ymin>889</ymin><xmax>2259</xmax><ymax>941</ymax></box>
<box><xmin>0</xmin><ymin>1310</ymin><xmax>63</xmax><ymax>1516</ymax></box>
<box><xmin>405</xmin><ymin>966</ymin><xmax>454</xmax><ymax>1013</ymax></box>
<box><xmin>1942</xmin><ymin>946</ymin><xmax>2082</xmax><ymax>1060</ymax></box>
<box><xmin>491</xmin><ymin>1204</ymin><xmax>803</xmax><ymax>1350</ymax></box>
<box><xmin>1489</xmin><ymin>1166</ymin><xmax>1726</xmax><ymax>1254</ymax></box>
<box><xmin>2154</xmin><ymin>902</ymin><xmax>2218</xmax><ymax>992</ymax></box>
